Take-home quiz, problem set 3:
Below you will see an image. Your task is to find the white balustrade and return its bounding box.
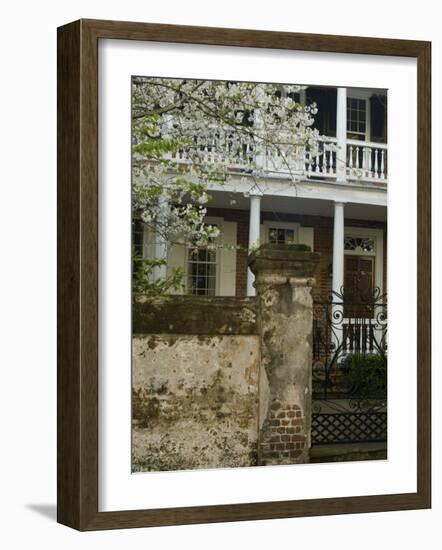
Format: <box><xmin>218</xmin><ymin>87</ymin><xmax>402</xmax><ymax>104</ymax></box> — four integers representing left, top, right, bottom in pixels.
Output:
<box><xmin>346</xmin><ymin>139</ymin><xmax>387</xmax><ymax>182</ymax></box>
<box><xmin>162</xmin><ymin>134</ymin><xmax>387</xmax><ymax>184</ymax></box>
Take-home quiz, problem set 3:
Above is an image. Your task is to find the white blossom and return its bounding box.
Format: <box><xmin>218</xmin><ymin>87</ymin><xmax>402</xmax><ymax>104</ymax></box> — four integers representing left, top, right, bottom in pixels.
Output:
<box><xmin>131</xmin><ymin>77</ymin><xmax>332</xmax><ymax>252</ymax></box>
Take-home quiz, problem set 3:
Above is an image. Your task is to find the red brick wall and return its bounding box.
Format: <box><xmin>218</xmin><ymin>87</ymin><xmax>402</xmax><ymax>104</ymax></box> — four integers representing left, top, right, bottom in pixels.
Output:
<box><xmin>207</xmin><ymin>207</ymin><xmax>387</xmax><ymax>299</ymax></box>
<box><xmin>260</xmin><ymin>400</ymin><xmax>306</xmax><ymax>464</ymax></box>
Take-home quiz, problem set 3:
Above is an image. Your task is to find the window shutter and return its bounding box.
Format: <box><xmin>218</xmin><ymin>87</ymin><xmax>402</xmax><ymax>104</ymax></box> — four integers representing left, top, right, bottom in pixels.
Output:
<box><xmin>259</xmin><ymin>224</ymin><xmax>266</xmax><ymax>246</ymax></box>
<box><xmin>219</xmin><ymin>221</ymin><xmax>237</xmax><ymax>296</ymax></box>
<box><xmin>298</xmin><ymin>226</ymin><xmax>314</xmax><ymax>251</ymax></box>
<box><xmin>306</xmin><ymin>87</ymin><xmax>337</xmax><ymax>137</ymax></box>
<box><xmin>143</xmin><ymin>226</ymin><xmax>155</xmax><ymax>260</ymax></box>
<box><xmin>370</xmin><ymin>94</ymin><xmax>387</xmax><ymax>143</ymax></box>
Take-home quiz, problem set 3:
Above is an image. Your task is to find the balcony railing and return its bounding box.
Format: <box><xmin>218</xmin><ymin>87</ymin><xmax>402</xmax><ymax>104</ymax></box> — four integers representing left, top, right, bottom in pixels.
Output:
<box><xmin>346</xmin><ymin>139</ymin><xmax>387</xmax><ymax>183</ymax></box>
<box><xmin>164</xmin><ymin>135</ymin><xmax>388</xmax><ymax>185</ymax></box>
<box><xmin>303</xmin><ymin>138</ymin><xmax>388</xmax><ymax>184</ymax></box>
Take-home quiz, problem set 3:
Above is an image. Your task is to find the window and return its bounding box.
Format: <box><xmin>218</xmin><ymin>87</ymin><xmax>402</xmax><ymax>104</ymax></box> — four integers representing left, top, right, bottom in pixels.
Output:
<box><xmin>347</xmin><ymin>97</ymin><xmax>367</xmax><ymax>140</ymax></box>
<box><xmin>268</xmin><ymin>227</ymin><xmax>296</xmax><ymax>244</ymax></box>
<box><xmin>187</xmin><ymin>247</ymin><xmax>217</xmax><ymax>296</ymax></box>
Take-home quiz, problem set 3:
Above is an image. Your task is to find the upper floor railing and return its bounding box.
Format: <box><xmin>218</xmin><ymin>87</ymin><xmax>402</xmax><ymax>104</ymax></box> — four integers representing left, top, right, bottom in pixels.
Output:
<box><xmin>165</xmin><ymin>135</ymin><xmax>388</xmax><ymax>186</ymax></box>
<box><xmin>303</xmin><ymin>138</ymin><xmax>387</xmax><ymax>184</ymax></box>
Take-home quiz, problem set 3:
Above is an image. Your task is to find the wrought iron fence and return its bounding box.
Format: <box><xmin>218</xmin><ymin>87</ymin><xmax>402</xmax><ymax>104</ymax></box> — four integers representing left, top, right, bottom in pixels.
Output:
<box><xmin>311</xmin><ymin>287</ymin><xmax>387</xmax><ymax>446</ymax></box>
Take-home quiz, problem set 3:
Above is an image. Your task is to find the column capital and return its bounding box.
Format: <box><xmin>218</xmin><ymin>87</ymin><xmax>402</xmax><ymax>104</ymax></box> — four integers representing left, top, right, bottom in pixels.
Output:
<box><xmin>244</xmin><ymin>185</ymin><xmax>264</xmax><ymax>198</ymax></box>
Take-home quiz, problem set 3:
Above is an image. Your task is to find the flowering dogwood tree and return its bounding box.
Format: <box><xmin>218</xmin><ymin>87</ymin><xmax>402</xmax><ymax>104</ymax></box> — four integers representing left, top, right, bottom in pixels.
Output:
<box><xmin>132</xmin><ymin>77</ymin><xmax>324</xmax><ymax>294</ymax></box>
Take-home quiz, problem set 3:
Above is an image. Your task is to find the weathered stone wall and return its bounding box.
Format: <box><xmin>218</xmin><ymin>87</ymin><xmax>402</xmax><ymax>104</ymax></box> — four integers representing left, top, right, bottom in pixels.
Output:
<box><xmin>132</xmin><ymin>246</ymin><xmax>319</xmax><ymax>471</ymax></box>
<box><xmin>132</xmin><ymin>296</ymin><xmax>261</xmax><ymax>471</ymax></box>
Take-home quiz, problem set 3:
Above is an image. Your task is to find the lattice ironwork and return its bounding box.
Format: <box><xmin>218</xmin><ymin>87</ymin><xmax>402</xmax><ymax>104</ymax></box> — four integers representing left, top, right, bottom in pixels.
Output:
<box><xmin>312</xmin><ymin>412</ymin><xmax>387</xmax><ymax>445</ymax></box>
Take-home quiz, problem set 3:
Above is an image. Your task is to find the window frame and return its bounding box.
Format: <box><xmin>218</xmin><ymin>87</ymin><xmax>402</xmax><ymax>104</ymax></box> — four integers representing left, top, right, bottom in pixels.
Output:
<box><xmin>263</xmin><ymin>220</ymin><xmax>300</xmax><ymax>245</ymax></box>
<box><xmin>346</xmin><ymin>90</ymin><xmax>372</xmax><ymax>142</ymax></box>
<box><xmin>185</xmin><ymin>215</ymin><xmax>223</xmax><ymax>296</ymax></box>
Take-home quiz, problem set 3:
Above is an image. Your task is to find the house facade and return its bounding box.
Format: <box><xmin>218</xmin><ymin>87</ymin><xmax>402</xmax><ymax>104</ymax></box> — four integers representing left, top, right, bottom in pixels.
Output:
<box><xmin>135</xmin><ymin>85</ymin><xmax>387</xmax><ymax>310</ymax></box>
<box><xmin>133</xmin><ymin>83</ymin><xmax>388</xmax><ymax>455</ymax></box>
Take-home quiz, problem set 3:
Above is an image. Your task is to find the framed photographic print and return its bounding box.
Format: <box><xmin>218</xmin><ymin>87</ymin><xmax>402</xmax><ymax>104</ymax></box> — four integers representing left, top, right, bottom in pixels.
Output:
<box><xmin>57</xmin><ymin>19</ymin><xmax>431</xmax><ymax>530</ymax></box>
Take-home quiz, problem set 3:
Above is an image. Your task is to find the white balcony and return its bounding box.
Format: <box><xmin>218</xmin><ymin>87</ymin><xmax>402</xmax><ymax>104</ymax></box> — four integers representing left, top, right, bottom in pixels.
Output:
<box><xmin>165</xmin><ymin>135</ymin><xmax>388</xmax><ymax>186</ymax></box>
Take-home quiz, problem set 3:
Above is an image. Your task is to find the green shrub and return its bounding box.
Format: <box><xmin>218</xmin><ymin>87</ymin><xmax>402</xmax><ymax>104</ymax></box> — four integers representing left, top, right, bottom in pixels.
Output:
<box><xmin>339</xmin><ymin>353</ymin><xmax>387</xmax><ymax>398</ymax></box>
<box><xmin>132</xmin><ymin>247</ymin><xmax>185</xmax><ymax>296</ymax></box>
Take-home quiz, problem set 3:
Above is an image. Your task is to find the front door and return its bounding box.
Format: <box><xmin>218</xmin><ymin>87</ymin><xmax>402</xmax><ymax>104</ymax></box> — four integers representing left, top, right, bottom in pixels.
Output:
<box><xmin>344</xmin><ymin>256</ymin><xmax>374</xmax><ymax>318</ymax></box>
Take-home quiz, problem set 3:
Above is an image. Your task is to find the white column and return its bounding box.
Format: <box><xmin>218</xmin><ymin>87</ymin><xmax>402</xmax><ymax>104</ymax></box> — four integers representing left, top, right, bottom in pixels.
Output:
<box><xmin>332</xmin><ymin>201</ymin><xmax>345</xmax><ymax>353</ymax></box>
<box><xmin>336</xmin><ymin>87</ymin><xmax>347</xmax><ymax>183</ymax></box>
<box><xmin>253</xmin><ymin>110</ymin><xmax>265</xmax><ymax>174</ymax></box>
<box><xmin>332</xmin><ymin>201</ymin><xmax>345</xmax><ymax>297</ymax></box>
<box><xmin>152</xmin><ymin>193</ymin><xmax>168</xmax><ymax>281</ymax></box>
<box><xmin>299</xmin><ymin>89</ymin><xmax>306</xmax><ymax>108</ymax></box>
<box><xmin>246</xmin><ymin>190</ymin><xmax>263</xmax><ymax>296</ymax></box>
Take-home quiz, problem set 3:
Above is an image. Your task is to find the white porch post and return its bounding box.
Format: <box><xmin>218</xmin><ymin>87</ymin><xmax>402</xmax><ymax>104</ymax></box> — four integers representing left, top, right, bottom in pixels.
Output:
<box><xmin>333</xmin><ymin>87</ymin><xmax>347</xmax><ymax>296</ymax></box>
<box><xmin>336</xmin><ymin>87</ymin><xmax>347</xmax><ymax>183</ymax></box>
<box><xmin>246</xmin><ymin>189</ymin><xmax>263</xmax><ymax>296</ymax></box>
<box><xmin>332</xmin><ymin>201</ymin><xmax>345</xmax><ymax>352</ymax></box>
<box><xmin>299</xmin><ymin>89</ymin><xmax>306</xmax><ymax>108</ymax></box>
<box><xmin>332</xmin><ymin>201</ymin><xmax>345</xmax><ymax>297</ymax></box>
<box><xmin>152</xmin><ymin>193</ymin><xmax>168</xmax><ymax>281</ymax></box>
<box><xmin>332</xmin><ymin>89</ymin><xmax>347</xmax><ymax>351</ymax></box>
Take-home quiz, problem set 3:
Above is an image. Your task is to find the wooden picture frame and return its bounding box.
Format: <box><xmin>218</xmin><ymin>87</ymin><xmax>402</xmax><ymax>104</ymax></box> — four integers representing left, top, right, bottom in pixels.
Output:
<box><xmin>57</xmin><ymin>19</ymin><xmax>431</xmax><ymax>530</ymax></box>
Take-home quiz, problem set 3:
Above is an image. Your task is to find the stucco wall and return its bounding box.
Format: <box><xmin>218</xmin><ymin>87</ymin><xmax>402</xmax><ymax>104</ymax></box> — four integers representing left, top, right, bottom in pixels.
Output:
<box><xmin>132</xmin><ymin>334</ymin><xmax>260</xmax><ymax>471</ymax></box>
<box><xmin>132</xmin><ymin>296</ymin><xmax>261</xmax><ymax>471</ymax></box>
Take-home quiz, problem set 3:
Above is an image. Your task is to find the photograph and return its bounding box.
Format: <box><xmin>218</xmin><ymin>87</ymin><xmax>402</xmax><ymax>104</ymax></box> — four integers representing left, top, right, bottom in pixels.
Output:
<box><xmin>0</xmin><ymin>0</ymin><xmax>433</xmax><ymax>539</ymax></box>
<box><xmin>130</xmin><ymin>76</ymin><xmax>388</xmax><ymax>472</ymax></box>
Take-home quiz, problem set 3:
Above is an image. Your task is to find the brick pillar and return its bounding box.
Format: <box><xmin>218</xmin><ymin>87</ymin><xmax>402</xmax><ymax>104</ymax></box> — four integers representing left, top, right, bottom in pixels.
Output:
<box><xmin>248</xmin><ymin>243</ymin><xmax>320</xmax><ymax>465</ymax></box>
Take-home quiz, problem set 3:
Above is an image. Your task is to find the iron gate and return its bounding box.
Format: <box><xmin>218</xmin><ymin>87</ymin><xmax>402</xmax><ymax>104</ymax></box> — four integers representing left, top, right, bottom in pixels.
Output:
<box><xmin>311</xmin><ymin>288</ymin><xmax>387</xmax><ymax>446</ymax></box>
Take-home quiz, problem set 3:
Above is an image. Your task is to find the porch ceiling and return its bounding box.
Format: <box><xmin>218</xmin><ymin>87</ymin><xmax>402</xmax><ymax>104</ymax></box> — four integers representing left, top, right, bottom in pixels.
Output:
<box><xmin>207</xmin><ymin>190</ymin><xmax>387</xmax><ymax>222</ymax></box>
